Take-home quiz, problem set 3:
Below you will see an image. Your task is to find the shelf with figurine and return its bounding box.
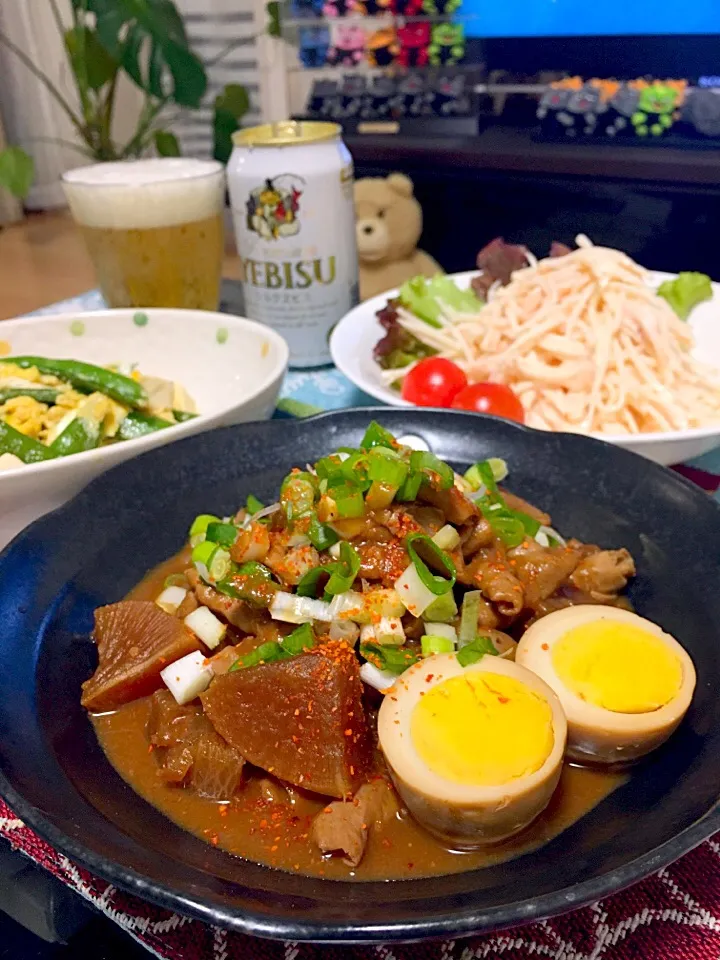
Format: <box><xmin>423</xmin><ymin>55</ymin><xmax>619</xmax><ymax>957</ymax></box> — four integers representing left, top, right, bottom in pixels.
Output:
<box><xmin>296</xmin><ymin>21</ymin><xmax>466</xmax><ymax>69</ymax></box>
<box><xmin>535</xmin><ymin>77</ymin><xmax>720</xmax><ymax>144</ymax></box>
<box><xmin>297</xmin><ymin>66</ymin><xmax>481</xmax><ymax>134</ymax></box>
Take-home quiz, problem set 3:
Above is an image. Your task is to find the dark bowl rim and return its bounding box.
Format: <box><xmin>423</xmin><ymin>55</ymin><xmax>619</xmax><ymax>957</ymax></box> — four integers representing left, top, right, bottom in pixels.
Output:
<box><xmin>1</xmin><ymin>407</ymin><xmax>719</xmax><ymax>943</ymax></box>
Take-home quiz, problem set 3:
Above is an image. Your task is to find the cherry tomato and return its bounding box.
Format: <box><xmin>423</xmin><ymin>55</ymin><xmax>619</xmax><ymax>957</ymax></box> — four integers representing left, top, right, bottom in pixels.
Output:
<box><xmin>401</xmin><ymin>358</ymin><xmax>468</xmax><ymax>407</ymax></box>
<box><xmin>451</xmin><ymin>382</ymin><xmax>525</xmax><ymax>423</ymax></box>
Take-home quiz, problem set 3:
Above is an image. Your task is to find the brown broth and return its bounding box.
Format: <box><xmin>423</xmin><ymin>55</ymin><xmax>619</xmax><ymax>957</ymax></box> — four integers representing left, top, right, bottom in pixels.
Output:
<box><xmin>89</xmin><ymin>551</ymin><xmax>628</xmax><ymax>881</ymax></box>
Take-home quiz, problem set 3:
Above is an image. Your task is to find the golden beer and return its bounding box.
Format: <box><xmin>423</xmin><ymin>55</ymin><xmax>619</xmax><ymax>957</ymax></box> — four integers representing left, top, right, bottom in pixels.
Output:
<box><xmin>62</xmin><ymin>159</ymin><xmax>225</xmax><ymax>310</ymax></box>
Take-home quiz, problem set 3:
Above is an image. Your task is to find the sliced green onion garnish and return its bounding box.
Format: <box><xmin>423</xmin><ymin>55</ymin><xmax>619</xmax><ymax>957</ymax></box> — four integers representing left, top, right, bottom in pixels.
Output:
<box><xmin>308</xmin><ymin>514</ymin><xmax>339</xmax><ymax>551</ymax></box>
<box><xmin>485</xmin><ymin>513</ymin><xmax>526</xmax><ymax>548</ymax></box>
<box><xmin>191</xmin><ymin>541</ymin><xmax>231</xmax><ymax>582</ymax></box>
<box><xmin>396</xmin><ymin>470</ymin><xmax>423</xmax><ymax>502</ymax></box>
<box><xmin>340</xmin><ymin>451</ymin><xmax>371</xmax><ymax>491</ymax></box>
<box><xmin>361</xmin><ymin>421</ymin><xmax>397</xmax><ymax>450</ymax></box>
<box><xmin>360</xmin><ymin>642</ymin><xmax>419</xmax><ymax>675</ymax></box>
<box><xmin>163</xmin><ymin>573</ymin><xmax>188</xmax><ymax>588</ymax></box>
<box><xmin>464</xmin><ymin>458</ymin><xmax>508</xmax><ymax>491</ymax></box>
<box><xmin>296</xmin><ymin>565</ymin><xmax>332</xmax><ymax>598</ymax></box>
<box><xmin>205</xmin><ymin>521</ymin><xmax>238</xmax><ymax>548</ymax></box>
<box><xmin>423</xmin><ymin>590</ymin><xmax>458</xmax><ymax>622</ymax></box>
<box><xmin>281</xmin><ymin>471</ymin><xmax>316</xmax><ymax>521</ymax></box>
<box><xmin>458</xmin><ymin>590</ymin><xmax>482</xmax><ymax>648</ymax></box>
<box><xmin>517</xmin><ymin>513</ymin><xmax>541</xmax><ymax>538</ymax></box>
<box><xmin>424</xmin><ymin>621</ymin><xmax>457</xmax><ymax>644</ymax></box>
<box><xmin>431</xmin><ymin>524</ymin><xmax>461</xmax><ymax>551</ymax></box>
<box><xmin>456</xmin><ymin>635</ymin><xmax>498</xmax><ymax>667</ymax></box>
<box><xmin>410</xmin><ymin>450</ymin><xmax>454</xmax><ymax>491</ymax></box>
<box><xmin>236</xmin><ymin>561</ymin><xmax>275</xmax><ymax>581</ymax></box>
<box><xmin>331</xmin><ymin>483</ymin><xmax>365</xmax><ymax>519</ymax></box>
<box><xmin>215</xmin><ymin>573</ymin><xmax>278</xmax><ymax>608</ymax></box>
<box><xmin>189</xmin><ymin>513</ymin><xmax>221</xmax><ymax>539</ymax></box>
<box><xmin>406</xmin><ymin>533</ymin><xmax>456</xmax><ymax>596</ymax></box>
<box><xmin>281</xmin><ymin>622</ymin><xmax>316</xmax><ymax>655</ymax></box>
<box><xmin>422</xmin><ymin>635</ymin><xmax>455</xmax><ymax>657</ymax></box>
<box><xmin>231</xmin><ymin>640</ymin><xmax>291</xmax><ymax>671</ymax></box>
<box><xmin>315</xmin><ymin>455</ymin><xmax>346</xmax><ymax>485</ymax></box>
<box><xmin>325</xmin><ymin>541</ymin><xmax>360</xmax><ymax>596</ymax></box>
<box><xmin>246</xmin><ymin>494</ymin><xmax>265</xmax><ymax>515</ymax></box>
<box><xmin>365</xmin><ymin>481</ymin><xmax>398</xmax><ymax>511</ymax></box>
<box><xmin>367</xmin><ymin>446</ymin><xmax>409</xmax><ymax>488</ymax></box>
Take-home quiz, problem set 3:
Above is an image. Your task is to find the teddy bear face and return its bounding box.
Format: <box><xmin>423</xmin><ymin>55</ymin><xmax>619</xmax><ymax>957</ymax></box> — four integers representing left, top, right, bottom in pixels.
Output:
<box><xmin>354</xmin><ymin>174</ymin><xmax>422</xmax><ymax>265</ymax></box>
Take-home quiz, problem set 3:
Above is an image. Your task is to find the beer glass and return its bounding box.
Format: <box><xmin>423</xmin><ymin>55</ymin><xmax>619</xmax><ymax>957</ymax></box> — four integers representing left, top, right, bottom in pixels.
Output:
<box><xmin>62</xmin><ymin>158</ymin><xmax>225</xmax><ymax>310</ymax></box>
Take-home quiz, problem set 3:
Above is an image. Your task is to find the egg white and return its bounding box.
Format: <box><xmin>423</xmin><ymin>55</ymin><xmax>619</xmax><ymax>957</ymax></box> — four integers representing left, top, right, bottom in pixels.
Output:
<box><xmin>516</xmin><ymin>606</ymin><xmax>696</xmax><ymax>765</ymax></box>
<box><xmin>377</xmin><ymin>654</ymin><xmax>567</xmax><ymax>847</ymax></box>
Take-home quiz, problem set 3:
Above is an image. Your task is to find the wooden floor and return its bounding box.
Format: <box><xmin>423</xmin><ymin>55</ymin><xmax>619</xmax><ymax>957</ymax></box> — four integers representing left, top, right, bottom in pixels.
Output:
<box><xmin>0</xmin><ymin>210</ymin><xmax>241</xmax><ymax>320</ymax></box>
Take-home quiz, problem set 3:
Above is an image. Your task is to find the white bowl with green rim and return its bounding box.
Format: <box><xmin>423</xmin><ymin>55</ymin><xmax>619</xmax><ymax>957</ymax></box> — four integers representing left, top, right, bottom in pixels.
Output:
<box><xmin>0</xmin><ymin>308</ymin><xmax>289</xmax><ymax>548</ymax></box>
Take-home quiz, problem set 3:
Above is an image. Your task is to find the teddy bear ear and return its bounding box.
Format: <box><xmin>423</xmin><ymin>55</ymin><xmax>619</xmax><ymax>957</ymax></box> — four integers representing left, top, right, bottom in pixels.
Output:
<box><xmin>386</xmin><ymin>173</ymin><xmax>414</xmax><ymax>197</ymax></box>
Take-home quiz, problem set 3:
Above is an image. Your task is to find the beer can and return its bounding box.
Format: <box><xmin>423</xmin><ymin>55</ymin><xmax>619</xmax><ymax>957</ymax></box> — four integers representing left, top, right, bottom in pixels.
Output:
<box><xmin>227</xmin><ymin>121</ymin><xmax>359</xmax><ymax>368</ymax></box>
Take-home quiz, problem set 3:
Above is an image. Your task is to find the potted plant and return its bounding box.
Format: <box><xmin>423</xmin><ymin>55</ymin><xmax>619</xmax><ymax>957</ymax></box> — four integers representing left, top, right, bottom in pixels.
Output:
<box><xmin>0</xmin><ymin>0</ymin><xmax>275</xmax><ymax>199</ymax></box>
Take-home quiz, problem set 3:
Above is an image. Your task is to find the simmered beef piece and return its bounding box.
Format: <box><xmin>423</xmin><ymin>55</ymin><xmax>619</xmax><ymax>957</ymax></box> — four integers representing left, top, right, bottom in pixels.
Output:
<box><xmin>356</xmin><ymin>541</ymin><xmax>408</xmax><ymax>586</ymax></box>
<box><xmin>311</xmin><ymin>778</ymin><xmax>398</xmax><ymax>866</ymax></box>
<box><xmin>569</xmin><ymin>548</ymin><xmax>636</xmax><ymax>600</ymax></box>
<box><xmin>201</xmin><ymin>640</ymin><xmax>373</xmax><ymax>798</ymax></box>
<box><xmin>499</xmin><ymin>490</ymin><xmax>551</xmax><ymax>527</ymax></box>
<box><xmin>510</xmin><ymin>541</ymin><xmax>585</xmax><ymax>609</ymax></box>
<box><xmin>418</xmin><ymin>483</ymin><xmax>477</xmax><ymax>526</ymax></box>
<box><xmin>81</xmin><ymin>602</ymin><xmax>202</xmax><ymax>712</ymax></box>
<box><xmin>470</xmin><ymin>560</ymin><xmax>524</xmax><ymax>617</ymax></box>
<box><xmin>146</xmin><ymin>690</ymin><xmax>245</xmax><ymax>798</ymax></box>
<box><xmin>186</xmin><ymin>568</ymin><xmax>269</xmax><ymax>634</ymax></box>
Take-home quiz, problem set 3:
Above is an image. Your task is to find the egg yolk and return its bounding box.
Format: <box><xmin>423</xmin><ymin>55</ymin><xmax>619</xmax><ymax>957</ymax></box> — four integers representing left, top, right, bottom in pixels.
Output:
<box><xmin>410</xmin><ymin>673</ymin><xmax>554</xmax><ymax>786</ymax></box>
<box><xmin>551</xmin><ymin>621</ymin><xmax>683</xmax><ymax>713</ymax></box>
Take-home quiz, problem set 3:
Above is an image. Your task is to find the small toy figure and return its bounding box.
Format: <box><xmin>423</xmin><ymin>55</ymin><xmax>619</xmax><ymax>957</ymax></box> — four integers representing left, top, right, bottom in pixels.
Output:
<box><xmin>307</xmin><ymin>79</ymin><xmax>339</xmax><ymax>117</ymax></box>
<box><xmin>339</xmin><ymin>74</ymin><xmax>367</xmax><ymax>117</ymax></box>
<box><xmin>434</xmin><ymin>73</ymin><xmax>469</xmax><ymax>115</ymax></box>
<box><xmin>422</xmin><ymin>0</ymin><xmax>461</xmax><ymax>15</ymax></box>
<box><xmin>603</xmin><ymin>85</ymin><xmax>641</xmax><ymax>136</ymax></box>
<box><xmin>365</xmin><ymin>27</ymin><xmax>400</xmax><ymax>67</ymax></box>
<box><xmin>391</xmin><ymin>0</ymin><xmax>424</xmax><ymax>15</ymax></box>
<box><xmin>393</xmin><ymin>72</ymin><xmax>429</xmax><ymax>116</ymax></box>
<box><xmin>428</xmin><ymin>23</ymin><xmax>464</xmax><ymax>66</ymax></box>
<box><xmin>685</xmin><ymin>88</ymin><xmax>720</xmax><ymax>137</ymax></box>
<box><xmin>360</xmin><ymin>75</ymin><xmax>396</xmax><ymax>119</ymax></box>
<box><xmin>291</xmin><ymin>0</ymin><xmax>324</xmax><ymax>17</ymax></box>
<box><xmin>323</xmin><ymin>0</ymin><xmax>359</xmax><ymax>16</ymax></box>
<box><xmin>397</xmin><ymin>22</ymin><xmax>431</xmax><ymax>68</ymax></box>
<box><xmin>327</xmin><ymin>22</ymin><xmax>366</xmax><ymax>65</ymax></box>
<box><xmin>354</xmin><ymin>0</ymin><xmax>391</xmax><ymax>14</ymax></box>
<box><xmin>299</xmin><ymin>26</ymin><xmax>330</xmax><ymax>67</ymax></box>
<box><xmin>630</xmin><ymin>83</ymin><xmax>680</xmax><ymax>136</ymax></box>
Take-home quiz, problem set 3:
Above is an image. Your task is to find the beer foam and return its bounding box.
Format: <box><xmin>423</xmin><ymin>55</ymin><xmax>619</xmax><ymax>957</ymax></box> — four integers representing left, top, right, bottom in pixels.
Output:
<box><xmin>62</xmin><ymin>159</ymin><xmax>224</xmax><ymax>230</ymax></box>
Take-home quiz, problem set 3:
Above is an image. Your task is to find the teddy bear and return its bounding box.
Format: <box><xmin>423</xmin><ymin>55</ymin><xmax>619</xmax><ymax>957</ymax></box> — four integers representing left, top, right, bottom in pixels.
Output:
<box><xmin>354</xmin><ymin>173</ymin><xmax>442</xmax><ymax>301</ymax></box>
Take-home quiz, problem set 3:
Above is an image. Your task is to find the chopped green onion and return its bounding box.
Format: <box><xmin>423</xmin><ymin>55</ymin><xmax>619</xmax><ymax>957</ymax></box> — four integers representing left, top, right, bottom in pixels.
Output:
<box><xmin>269</xmin><ymin>591</ymin><xmax>333</xmax><ymax>624</ymax></box>
<box><xmin>458</xmin><ymin>590</ymin><xmax>482</xmax><ymax>648</ymax></box>
<box><xmin>281</xmin><ymin>622</ymin><xmax>316</xmax><ymax>655</ymax></box>
<box><xmin>330</xmin><ymin>483</ymin><xmax>365</xmax><ymax>519</ymax></box>
<box><xmin>236</xmin><ymin>561</ymin><xmax>275</xmax><ymax>581</ymax></box>
<box><xmin>308</xmin><ymin>514</ymin><xmax>339</xmax><ymax>551</ymax></box>
<box><xmin>163</xmin><ymin>573</ymin><xmax>188</xmax><ymax>589</ymax></box>
<box><xmin>360</xmin><ymin>642</ymin><xmax>419</xmax><ymax>675</ymax></box>
<box><xmin>396</xmin><ymin>470</ymin><xmax>423</xmax><ymax>502</ymax></box>
<box><xmin>457</xmin><ymin>635</ymin><xmax>499</xmax><ymax>667</ymax></box>
<box><xmin>367</xmin><ymin>446</ymin><xmax>408</xmax><ymax>488</ymax></box>
<box><xmin>406</xmin><ymin>533</ymin><xmax>456</xmax><ymax>596</ymax></box>
<box><xmin>518</xmin><ymin>513</ymin><xmax>541</xmax><ymax>538</ymax></box>
<box><xmin>424</xmin><ymin>621</ymin><xmax>457</xmax><ymax>644</ymax></box>
<box><xmin>340</xmin><ymin>451</ymin><xmax>371</xmax><ymax>491</ymax></box>
<box><xmin>422</xmin><ymin>635</ymin><xmax>455</xmax><ymax>657</ymax></box>
<box><xmin>361</xmin><ymin>421</ymin><xmax>397</xmax><ymax>450</ymax></box>
<box><xmin>246</xmin><ymin>494</ymin><xmax>265</xmax><ymax>515</ymax></box>
<box><xmin>325</xmin><ymin>541</ymin><xmax>360</xmax><ymax>596</ymax></box>
<box><xmin>205</xmin><ymin>521</ymin><xmax>238</xmax><ymax>548</ymax></box>
<box><xmin>232</xmin><ymin>640</ymin><xmax>290</xmax><ymax>670</ymax></box>
<box><xmin>280</xmin><ymin>472</ymin><xmax>316</xmax><ymax>521</ymax></box>
<box><xmin>315</xmin><ymin>455</ymin><xmax>346</xmax><ymax>485</ymax></box>
<box><xmin>365</xmin><ymin>481</ymin><xmax>398</xmax><ymax>511</ymax></box>
<box><xmin>215</xmin><ymin>574</ymin><xmax>278</xmax><ymax>608</ymax></box>
<box><xmin>296</xmin><ymin>566</ymin><xmax>332</xmax><ymax>598</ymax></box>
<box><xmin>464</xmin><ymin>458</ymin><xmax>508</xmax><ymax>491</ymax></box>
<box><xmin>432</xmin><ymin>524</ymin><xmax>461</xmax><ymax>551</ymax></box>
<box><xmin>189</xmin><ymin>514</ymin><xmax>221</xmax><ymax>539</ymax></box>
<box><xmin>375</xmin><ymin>616</ymin><xmax>405</xmax><ymax>646</ymax></box>
<box><xmin>485</xmin><ymin>513</ymin><xmax>526</xmax><ymax>548</ymax></box>
<box><xmin>410</xmin><ymin>450</ymin><xmax>454</xmax><ymax>490</ymax></box>
<box><xmin>395</xmin><ymin>562</ymin><xmax>441</xmax><ymax>618</ymax></box>
<box><xmin>423</xmin><ymin>590</ymin><xmax>458</xmax><ymax>622</ymax></box>
<box><xmin>191</xmin><ymin>541</ymin><xmax>231</xmax><ymax>582</ymax></box>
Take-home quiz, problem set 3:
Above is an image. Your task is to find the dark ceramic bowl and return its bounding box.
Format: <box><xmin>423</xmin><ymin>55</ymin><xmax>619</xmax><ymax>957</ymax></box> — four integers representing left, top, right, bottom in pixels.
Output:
<box><xmin>1</xmin><ymin>409</ymin><xmax>720</xmax><ymax>944</ymax></box>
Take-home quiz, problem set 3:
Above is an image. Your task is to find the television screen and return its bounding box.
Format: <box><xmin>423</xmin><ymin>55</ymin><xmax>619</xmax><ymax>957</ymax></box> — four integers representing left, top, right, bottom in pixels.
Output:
<box><xmin>463</xmin><ymin>1</ymin><xmax>720</xmax><ymax>38</ymax></box>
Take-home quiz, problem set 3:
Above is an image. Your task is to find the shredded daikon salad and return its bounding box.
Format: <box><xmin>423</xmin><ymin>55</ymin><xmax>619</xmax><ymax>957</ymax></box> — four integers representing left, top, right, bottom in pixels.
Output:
<box><xmin>382</xmin><ymin>237</ymin><xmax>720</xmax><ymax>435</ymax></box>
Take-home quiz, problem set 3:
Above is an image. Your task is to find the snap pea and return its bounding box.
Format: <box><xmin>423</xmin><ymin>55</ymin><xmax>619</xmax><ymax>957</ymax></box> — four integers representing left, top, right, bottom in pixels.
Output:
<box><xmin>4</xmin><ymin>357</ymin><xmax>147</xmax><ymax>409</ymax></box>
<box><xmin>117</xmin><ymin>411</ymin><xmax>173</xmax><ymax>442</ymax></box>
<box><xmin>0</xmin><ymin>421</ymin><xmax>57</xmax><ymax>464</ymax></box>
<box><xmin>49</xmin><ymin>418</ymin><xmax>101</xmax><ymax>457</ymax></box>
<box><xmin>0</xmin><ymin>387</ymin><xmax>60</xmax><ymax>405</ymax></box>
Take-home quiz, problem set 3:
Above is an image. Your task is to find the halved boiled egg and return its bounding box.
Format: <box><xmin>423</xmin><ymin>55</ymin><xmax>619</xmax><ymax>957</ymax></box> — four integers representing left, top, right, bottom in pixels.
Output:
<box><xmin>516</xmin><ymin>606</ymin><xmax>696</xmax><ymax>765</ymax></box>
<box><xmin>377</xmin><ymin>654</ymin><xmax>567</xmax><ymax>847</ymax></box>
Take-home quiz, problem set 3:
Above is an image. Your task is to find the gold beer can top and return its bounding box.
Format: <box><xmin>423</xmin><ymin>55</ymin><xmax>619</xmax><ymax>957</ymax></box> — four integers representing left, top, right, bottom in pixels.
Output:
<box><xmin>232</xmin><ymin>121</ymin><xmax>341</xmax><ymax>148</ymax></box>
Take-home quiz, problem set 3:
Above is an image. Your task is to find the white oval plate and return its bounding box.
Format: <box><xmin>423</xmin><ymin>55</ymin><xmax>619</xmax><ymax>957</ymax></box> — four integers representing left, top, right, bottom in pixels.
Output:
<box><xmin>330</xmin><ymin>270</ymin><xmax>720</xmax><ymax>466</ymax></box>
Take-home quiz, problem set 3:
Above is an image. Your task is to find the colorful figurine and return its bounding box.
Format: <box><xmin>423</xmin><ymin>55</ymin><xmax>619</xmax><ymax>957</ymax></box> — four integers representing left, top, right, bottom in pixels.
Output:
<box><xmin>327</xmin><ymin>22</ymin><xmax>366</xmax><ymax>65</ymax></box>
<box><xmin>299</xmin><ymin>26</ymin><xmax>330</xmax><ymax>67</ymax></box>
<box><xmin>354</xmin><ymin>0</ymin><xmax>391</xmax><ymax>14</ymax></box>
<box><xmin>397</xmin><ymin>22</ymin><xmax>431</xmax><ymax>68</ymax></box>
<box><xmin>391</xmin><ymin>0</ymin><xmax>425</xmax><ymax>15</ymax></box>
<box><xmin>422</xmin><ymin>0</ymin><xmax>461</xmax><ymax>15</ymax></box>
<box><xmin>630</xmin><ymin>83</ymin><xmax>680</xmax><ymax>136</ymax></box>
<box><xmin>323</xmin><ymin>0</ymin><xmax>359</xmax><ymax>17</ymax></box>
<box><xmin>428</xmin><ymin>23</ymin><xmax>464</xmax><ymax>66</ymax></box>
<box><xmin>291</xmin><ymin>0</ymin><xmax>324</xmax><ymax>17</ymax></box>
<box><xmin>365</xmin><ymin>27</ymin><xmax>400</xmax><ymax>67</ymax></box>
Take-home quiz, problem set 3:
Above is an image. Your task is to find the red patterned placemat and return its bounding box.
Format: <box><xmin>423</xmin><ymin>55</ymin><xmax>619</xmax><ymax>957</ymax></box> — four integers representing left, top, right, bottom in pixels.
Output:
<box><xmin>1</xmin><ymin>463</ymin><xmax>718</xmax><ymax>958</ymax></box>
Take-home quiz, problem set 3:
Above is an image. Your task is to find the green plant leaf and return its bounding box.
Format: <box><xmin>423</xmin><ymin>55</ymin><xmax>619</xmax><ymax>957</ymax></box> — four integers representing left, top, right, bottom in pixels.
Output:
<box><xmin>64</xmin><ymin>26</ymin><xmax>118</xmax><ymax>90</ymax></box>
<box><xmin>213</xmin><ymin>84</ymin><xmax>250</xmax><ymax>164</ymax></box>
<box><xmin>87</xmin><ymin>0</ymin><xmax>207</xmax><ymax>107</ymax></box>
<box><xmin>154</xmin><ymin>130</ymin><xmax>181</xmax><ymax>156</ymax></box>
<box><xmin>266</xmin><ymin>1</ymin><xmax>282</xmax><ymax>37</ymax></box>
<box><xmin>0</xmin><ymin>147</ymin><xmax>34</xmax><ymax>199</ymax></box>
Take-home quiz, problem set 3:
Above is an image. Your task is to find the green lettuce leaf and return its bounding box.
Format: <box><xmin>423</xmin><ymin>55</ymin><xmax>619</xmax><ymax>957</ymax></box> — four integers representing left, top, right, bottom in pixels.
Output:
<box><xmin>657</xmin><ymin>272</ymin><xmax>713</xmax><ymax>321</ymax></box>
<box><xmin>398</xmin><ymin>274</ymin><xmax>483</xmax><ymax>328</ymax></box>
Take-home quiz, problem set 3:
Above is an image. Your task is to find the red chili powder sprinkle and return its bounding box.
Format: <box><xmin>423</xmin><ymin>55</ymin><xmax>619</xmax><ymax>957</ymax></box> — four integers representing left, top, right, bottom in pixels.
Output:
<box><xmin>541</xmin><ymin>643</ymin><xmax>549</xmax><ymax>651</ymax></box>
<box><xmin>344</xmin><ymin>728</ymin><xmax>352</xmax><ymax>736</ymax></box>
